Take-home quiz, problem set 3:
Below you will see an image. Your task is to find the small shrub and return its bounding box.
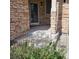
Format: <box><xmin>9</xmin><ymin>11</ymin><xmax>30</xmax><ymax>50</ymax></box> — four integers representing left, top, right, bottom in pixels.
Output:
<box><xmin>10</xmin><ymin>42</ymin><xmax>66</xmax><ymax>59</ymax></box>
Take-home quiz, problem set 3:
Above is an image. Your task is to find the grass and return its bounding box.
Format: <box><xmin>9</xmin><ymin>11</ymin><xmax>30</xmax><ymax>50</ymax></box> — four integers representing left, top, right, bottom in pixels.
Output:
<box><xmin>10</xmin><ymin>42</ymin><xmax>66</xmax><ymax>59</ymax></box>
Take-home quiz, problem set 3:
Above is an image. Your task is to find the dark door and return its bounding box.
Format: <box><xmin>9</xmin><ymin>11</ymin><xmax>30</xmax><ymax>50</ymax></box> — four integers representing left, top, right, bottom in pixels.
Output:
<box><xmin>30</xmin><ymin>3</ymin><xmax>38</xmax><ymax>24</ymax></box>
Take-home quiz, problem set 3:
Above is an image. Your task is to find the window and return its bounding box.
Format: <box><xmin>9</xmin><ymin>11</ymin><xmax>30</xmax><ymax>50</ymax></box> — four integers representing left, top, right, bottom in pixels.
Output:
<box><xmin>46</xmin><ymin>0</ymin><xmax>51</xmax><ymax>14</ymax></box>
<box><xmin>64</xmin><ymin>0</ymin><xmax>69</xmax><ymax>3</ymax></box>
<box><xmin>64</xmin><ymin>0</ymin><xmax>66</xmax><ymax>3</ymax></box>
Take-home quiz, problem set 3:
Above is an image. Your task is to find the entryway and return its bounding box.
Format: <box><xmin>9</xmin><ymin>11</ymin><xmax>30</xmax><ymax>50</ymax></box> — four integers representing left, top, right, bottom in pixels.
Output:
<box><xmin>29</xmin><ymin>0</ymin><xmax>51</xmax><ymax>27</ymax></box>
<box><xmin>30</xmin><ymin>3</ymin><xmax>39</xmax><ymax>26</ymax></box>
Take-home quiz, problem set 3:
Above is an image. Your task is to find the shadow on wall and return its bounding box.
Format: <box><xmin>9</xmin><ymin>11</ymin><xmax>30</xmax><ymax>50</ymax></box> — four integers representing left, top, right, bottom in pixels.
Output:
<box><xmin>54</xmin><ymin>0</ymin><xmax>63</xmax><ymax>49</ymax></box>
<box><xmin>56</xmin><ymin>0</ymin><xmax>63</xmax><ymax>35</ymax></box>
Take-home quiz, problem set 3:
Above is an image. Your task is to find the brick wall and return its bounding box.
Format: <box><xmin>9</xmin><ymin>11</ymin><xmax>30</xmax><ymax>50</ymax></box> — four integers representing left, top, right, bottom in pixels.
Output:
<box><xmin>51</xmin><ymin>11</ymin><xmax>57</xmax><ymax>33</ymax></box>
<box><xmin>62</xmin><ymin>3</ymin><xmax>69</xmax><ymax>33</ymax></box>
<box><xmin>10</xmin><ymin>0</ymin><xmax>30</xmax><ymax>40</ymax></box>
<box><xmin>51</xmin><ymin>1</ymin><xmax>69</xmax><ymax>34</ymax></box>
<box><xmin>56</xmin><ymin>1</ymin><xmax>62</xmax><ymax>33</ymax></box>
<box><xmin>51</xmin><ymin>0</ymin><xmax>57</xmax><ymax>33</ymax></box>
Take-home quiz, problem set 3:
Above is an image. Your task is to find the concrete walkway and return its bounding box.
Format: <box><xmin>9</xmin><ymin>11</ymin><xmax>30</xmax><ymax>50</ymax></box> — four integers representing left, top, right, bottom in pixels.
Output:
<box><xmin>11</xmin><ymin>25</ymin><xmax>68</xmax><ymax>59</ymax></box>
<box><xmin>14</xmin><ymin>25</ymin><xmax>68</xmax><ymax>48</ymax></box>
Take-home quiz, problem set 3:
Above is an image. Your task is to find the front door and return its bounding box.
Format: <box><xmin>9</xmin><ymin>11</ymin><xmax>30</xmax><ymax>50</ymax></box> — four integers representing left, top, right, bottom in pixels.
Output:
<box><xmin>30</xmin><ymin>3</ymin><xmax>38</xmax><ymax>25</ymax></box>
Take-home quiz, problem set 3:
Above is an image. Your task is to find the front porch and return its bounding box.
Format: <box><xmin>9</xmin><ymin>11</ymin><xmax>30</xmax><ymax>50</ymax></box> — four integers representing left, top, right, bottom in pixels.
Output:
<box><xmin>29</xmin><ymin>0</ymin><xmax>51</xmax><ymax>25</ymax></box>
<box><xmin>11</xmin><ymin>25</ymin><xmax>68</xmax><ymax>49</ymax></box>
<box><xmin>10</xmin><ymin>0</ymin><xmax>69</xmax><ymax>47</ymax></box>
<box><xmin>10</xmin><ymin>0</ymin><xmax>69</xmax><ymax>58</ymax></box>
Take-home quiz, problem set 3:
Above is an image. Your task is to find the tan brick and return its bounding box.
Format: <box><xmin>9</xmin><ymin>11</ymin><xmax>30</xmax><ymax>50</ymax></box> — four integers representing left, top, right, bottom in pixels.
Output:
<box><xmin>10</xmin><ymin>0</ymin><xmax>29</xmax><ymax>39</ymax></box>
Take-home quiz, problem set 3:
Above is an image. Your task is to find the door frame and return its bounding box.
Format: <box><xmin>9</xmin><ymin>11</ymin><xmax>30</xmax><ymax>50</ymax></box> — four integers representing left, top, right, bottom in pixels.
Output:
<box><xmin>29</xmin><ymin>3</ymin><xmax>39</xmax><ymax>26</ymax></box>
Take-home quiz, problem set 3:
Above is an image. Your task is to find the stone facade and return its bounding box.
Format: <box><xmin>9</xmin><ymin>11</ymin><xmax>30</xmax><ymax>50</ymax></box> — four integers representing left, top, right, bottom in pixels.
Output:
<box><xmin>51</xmin><ymin>0</ymin><xmax>69</xmax><ymax>34</ymax></box>
<box><xmin>62</xmin><ymin>3</ymin><xmax>69</xmax><ymax>33</ymax></box>
<box><xmin>10</xmin><ymin>0</ymin><xmax>30</xmax><ymax>40</ymax></box>
<box><xmin>50</xmin><ymin>0</ymin><xmax>57</xmax><ymax>33</ymax></box>
<box><xmin>10</xmin><ymin>0</ymin><xmax>69</xmax><ymax>40</ymax></box>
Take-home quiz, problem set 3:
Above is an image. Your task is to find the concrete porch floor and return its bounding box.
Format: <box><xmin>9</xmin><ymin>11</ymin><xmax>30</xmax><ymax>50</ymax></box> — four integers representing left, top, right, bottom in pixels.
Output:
<box><xmin>13</xmin><ymin>25</ymin><xmax>68</xmax><ymax>49</ymax></box>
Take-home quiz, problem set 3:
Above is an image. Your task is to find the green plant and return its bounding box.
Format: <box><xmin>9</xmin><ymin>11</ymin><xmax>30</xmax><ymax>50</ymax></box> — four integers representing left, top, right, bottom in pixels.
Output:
<box><xmin>10</xmin><ymin>42</ymin><xmax>66</xmax><ymax>59</ymax></box>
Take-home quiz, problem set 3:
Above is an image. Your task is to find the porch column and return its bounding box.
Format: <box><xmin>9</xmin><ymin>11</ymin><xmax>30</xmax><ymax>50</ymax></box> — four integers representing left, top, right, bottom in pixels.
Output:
<box><xmin>51</xmin><ymin>0</ymin><xmax>57</xmax><ymax>33</ymax></box>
